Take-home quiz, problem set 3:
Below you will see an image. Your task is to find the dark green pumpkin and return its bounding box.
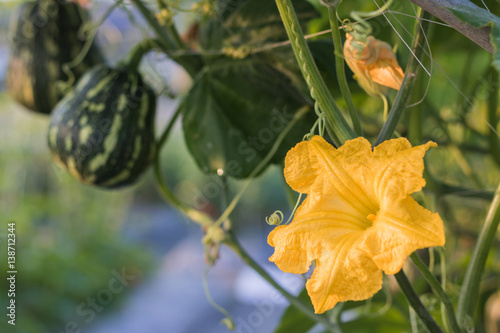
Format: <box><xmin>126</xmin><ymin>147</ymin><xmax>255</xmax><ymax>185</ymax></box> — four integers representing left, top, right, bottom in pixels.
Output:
<box><xmin>48</xmin><ymin>65</ymin><xmax>157</xmax><ymax>188</ymax></box>
<box><xmin>7</xmin><ymin>0</ymin><xmax>102</xmax><ymax>114</ymax></box>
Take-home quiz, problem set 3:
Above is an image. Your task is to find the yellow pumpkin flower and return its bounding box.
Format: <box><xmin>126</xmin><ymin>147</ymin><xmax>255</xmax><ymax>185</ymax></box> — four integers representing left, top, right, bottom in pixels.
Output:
<box><xmin>268</xmin><ymin>136</ymin><xmax>445</xmax><ymax>314</ymax></box>
<box><xmin>343</xmin><ymin>33</ymin><xmax>405</xmax><ymax>96</ymax></box>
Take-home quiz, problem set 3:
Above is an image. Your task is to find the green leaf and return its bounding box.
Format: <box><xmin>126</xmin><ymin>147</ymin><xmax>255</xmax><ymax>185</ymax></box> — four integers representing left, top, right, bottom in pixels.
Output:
<box><xmin>274</xmin><ymin>287</ymin><xmax>317</xmax><ymax>333</ymax></box>
<box><xmin>340</xmin><ymin>307</ymin><xmax>409</xmax><ymax>333</ymax></box>
<box><xmin>448</xmin><ymin>5</ymin><xmax>500</xmax><ymax>70</ymax></box>
<box><xmin>184</xmin><ymin>0</ymin><xmax>322</xmax><ymax>178</ymax></box>
<box><xmin>182</xmin><ymin>58</ymin><xmax>315</xmax><ymax>178</ymax></box>
<box><xmin>201</xmin><ymin>0</ymin><xmax>318</xmax><ymax>50</ymax></box>
<box><xmin>260</xmin><ymin>39</ymin><xmax>338</xmax><ymax>90</ymax></box>
<box><xmin>224</xmin><ymin>0</ymin><xmax>317</xmax><ymax>46</ymax></box>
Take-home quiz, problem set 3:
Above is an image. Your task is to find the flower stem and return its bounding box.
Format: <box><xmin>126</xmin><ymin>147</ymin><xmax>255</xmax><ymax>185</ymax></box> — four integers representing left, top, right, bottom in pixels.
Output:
<box><xmin>410</xmin><ymin>253</ymin><xmax>461</xmax><ymax>333</ymax></box>
<box><xmin>225</xmin><ymin>233</ymin><xmax>342</xmax><ymax>333</ymax></box>
<box><xmin>327</xmin><ymin>6</ymin><xmax>362</xmax><ymax>136</ymax></box>
<box><xmin>275</xmin><ymin>0</ymin><xmax>356</xmax><ymax>145</ymax></box>
<box><xmin>394</xmin><ymin>270</ymin><xmax>443</xmax><ymax>333</ymax></box>
<box><xmin>456</xmin><ymin>182</ymin><xmax>500</xmax><ymax>323</ymax></box>
<box><xmin>130</xmin><ymin>0</ymin><xmax>202</xmax><ymax>77</ymax></box>
<box><xmin>375</xmin><ymin>9</ymin><xmax>432</xmax><ymax>146</ymax></box>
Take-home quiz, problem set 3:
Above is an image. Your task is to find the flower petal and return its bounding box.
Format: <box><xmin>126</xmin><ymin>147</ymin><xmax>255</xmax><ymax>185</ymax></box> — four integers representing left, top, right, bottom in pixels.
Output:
<box><xmin>284</xmin><ymin>136</ymin><xmax>336</xmax><ymax>193</ymax></box>
<box><xmin>371</xmin><ymin>138</ymin><xmax>437</xmax><ymax>202</ymax></box>
<box><xmin>369</xmin><ymin>62</ymin><xmax>404</xmax><ymax>90</ymax></box>
<box><xmin>285</xmin><ymin>136</ymin><xmax>378</xmax><ymax>216</ymax></box>
<box><xmin>359</xmin><ymin>196</ymin><xmax>445</xmax><ymax>274</ymax></box>
<box><xmin>268</xmin><ymin>203</ymin><xmax>369</xmax><ymax>275</ymax></box>
<box><xmin>269</xmin><ymin>217</ymin><xmax>382</xmax><ymax>314</ymax></box>
<box><xmin>268</xmin><ymin>225</ymin><xmax>313</xmax><ymax>274</ymax></box>
<box><xmin>306</xmin><ymin>234</ymin><xmax>382</xmax><ymax>313</ymax></box>
<box><xmin>368</xmin><ymin>41</ymin><xmax>404</xmax><ymax>90</ymax></box>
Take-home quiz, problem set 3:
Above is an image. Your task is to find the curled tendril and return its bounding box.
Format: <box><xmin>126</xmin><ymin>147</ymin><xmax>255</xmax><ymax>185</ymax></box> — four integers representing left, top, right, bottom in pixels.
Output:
<box><xmin>78</xmin><ymin>22</ymin><xmax>94</xmax><ymax>41</ymax></box>
<box><xmin>342</xmin><ymin>0</ymin><xmax>394</xmax><ymax>52</ymax></box>
<box><xmin>303</xmin><ymin>133</ymin><xmax>314</xmax><ymax>141</ymax></box>
<box><xmin>341</xmin><ymin>19</ymin><xmax>352</xmax><ymax>32</ymax></box>
<box><xmin>267</xmin><ymin>194</ymin><xmax>304</xmax><ymax>227</ymax></box>
<box><xmin>313</xmin><ymin>101</ymin><xmax>322</xmax><ymax>118</ymax></box>
<box><xmin>306</xmin><ymin>103</ymin><xmax>326</xmax><ymax>139</ymax></box>
<box><xmin>266</xmin><ymin>211</ymin><xmax>284</xmax><ymax>225</ymax></box>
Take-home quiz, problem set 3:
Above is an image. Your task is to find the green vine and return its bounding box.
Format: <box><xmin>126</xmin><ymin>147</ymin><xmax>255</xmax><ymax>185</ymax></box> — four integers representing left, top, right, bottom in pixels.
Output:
<box><xmin>275</xmin><ymin>0</ymin><xmax>356</xmax><ymax>145</ymax></box>
<box><xmin>375</xmin><ymin>9</ymin><xmax>432</xmax><ymax>146</ymax></box>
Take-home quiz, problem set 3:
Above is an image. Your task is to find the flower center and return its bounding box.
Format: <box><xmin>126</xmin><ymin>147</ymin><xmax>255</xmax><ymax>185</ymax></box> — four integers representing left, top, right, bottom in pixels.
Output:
<box><xmin>365</xmin><ymin>211</ymin><xmax>379</xmax><ymax>228</ymax></box>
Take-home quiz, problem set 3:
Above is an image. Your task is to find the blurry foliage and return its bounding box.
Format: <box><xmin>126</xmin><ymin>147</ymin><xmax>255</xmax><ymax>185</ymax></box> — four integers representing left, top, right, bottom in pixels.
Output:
<box><xmin>0</xmin><ymin>96</ymin><xmax>153</xmax><ymax>332</ymax></box>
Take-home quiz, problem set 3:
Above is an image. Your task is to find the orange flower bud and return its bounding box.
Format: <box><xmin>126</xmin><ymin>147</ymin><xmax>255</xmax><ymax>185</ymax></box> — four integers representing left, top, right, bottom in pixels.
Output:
<box><xmin>343</xmin><ymin>33</ymin><xmax>404</xmax><ymax>96</ymax></box>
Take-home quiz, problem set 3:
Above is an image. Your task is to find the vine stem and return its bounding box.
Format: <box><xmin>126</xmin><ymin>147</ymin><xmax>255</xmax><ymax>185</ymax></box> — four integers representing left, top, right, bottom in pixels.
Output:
<box><xmin>326</xmin><ymin>6</ymin><xmax>363</xmax><ymax>136</ymax></box>
<box><xmin>211</xmin><ymin>106</ymin><xmax>309</xmax><ymax>228</ymax></box>
<box><xmin>154</xmin><ymin>107</ymin><xmax>214</xmax><ymax>227</ymax></box>
<box><xmin>408</xmin><ymin>68</ymin><xmax>424</xmax><ymax>145</ymax></box>
<box><xmin>129</xmin><ymin>0</ymin><xmax>202</xmax><ymax>77</ymax></box>
<box><xmin>487</xmin><ymin>66</ymin><xmax>500</xmax><ymax>166</ymax></box>
<box><xmin>410</xmin><ymin>253</ymin><xmax>461</xmax><ymax>333</ymax></box>
<box><xmin>118</xmin><ymin>38</ymin><xmax>161</xmax><ymax>71</ymax></box>
<box><xmin>394</xmin><ymin>270</ymin><xmax>443</xmax><ymax>333</ymax></box>
<box><xmin>438</xmin><ymin>248</ymin><xmax>450</xmax><ymax>333</ymax></box>
<box><xmin>375</xmin><ymin>9</ymin><xmax>432</xmax><ymax>145</ymax></box>
<box><xmin>275</xmin><ymin>0</ymin><xmax>356</xmax><ymax>146</ymax></box>
<box><xmin>225</xmin><ymin>233</ymin><xmax>342</xmax><ymax>333</ymax></box>
<box><xmin>456</xmin><ymin>182</ymin><xmax>500</xmax><ymax>323</ymax></box>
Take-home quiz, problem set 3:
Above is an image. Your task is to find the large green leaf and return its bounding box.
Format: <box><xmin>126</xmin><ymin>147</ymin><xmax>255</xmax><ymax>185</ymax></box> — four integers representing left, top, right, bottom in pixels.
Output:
<box><xmin>182</xmin><ymin>58</ymin><xmax>315</xmax><ymax>178</ymax></box>
<box><xmin>274</xmin><ymin>287</ymin><xmax>317</xmax><ymax>333</ymax></box>
<box><xmin>448</xmin><ymin>5</ymin><xmax>500</xmax><ymax>70</ymax></box>
<box><xmin>184</xmin><ymin>0</ymin><xmax>327</xmax><ymax>178</ymax></box>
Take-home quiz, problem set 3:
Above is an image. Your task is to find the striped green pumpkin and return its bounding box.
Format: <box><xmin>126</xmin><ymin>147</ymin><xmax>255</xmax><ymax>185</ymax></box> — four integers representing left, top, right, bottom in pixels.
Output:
<box><xmin>6</xmin><ymin>0</ymin><xmax>102</xmax><ymax>114</ymax></box>
<box><xmin>48</xmin><ymin>65</ymin><xmax>157</xmax><ymax>189</ymax></box>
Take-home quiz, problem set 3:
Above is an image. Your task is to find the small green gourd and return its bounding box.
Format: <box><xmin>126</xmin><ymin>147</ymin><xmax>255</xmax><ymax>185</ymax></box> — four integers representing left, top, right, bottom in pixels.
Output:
<box><xmin>48</xmin><ymin>65</ymin><xmax>157</xmax><ymax>188</ymax></box>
